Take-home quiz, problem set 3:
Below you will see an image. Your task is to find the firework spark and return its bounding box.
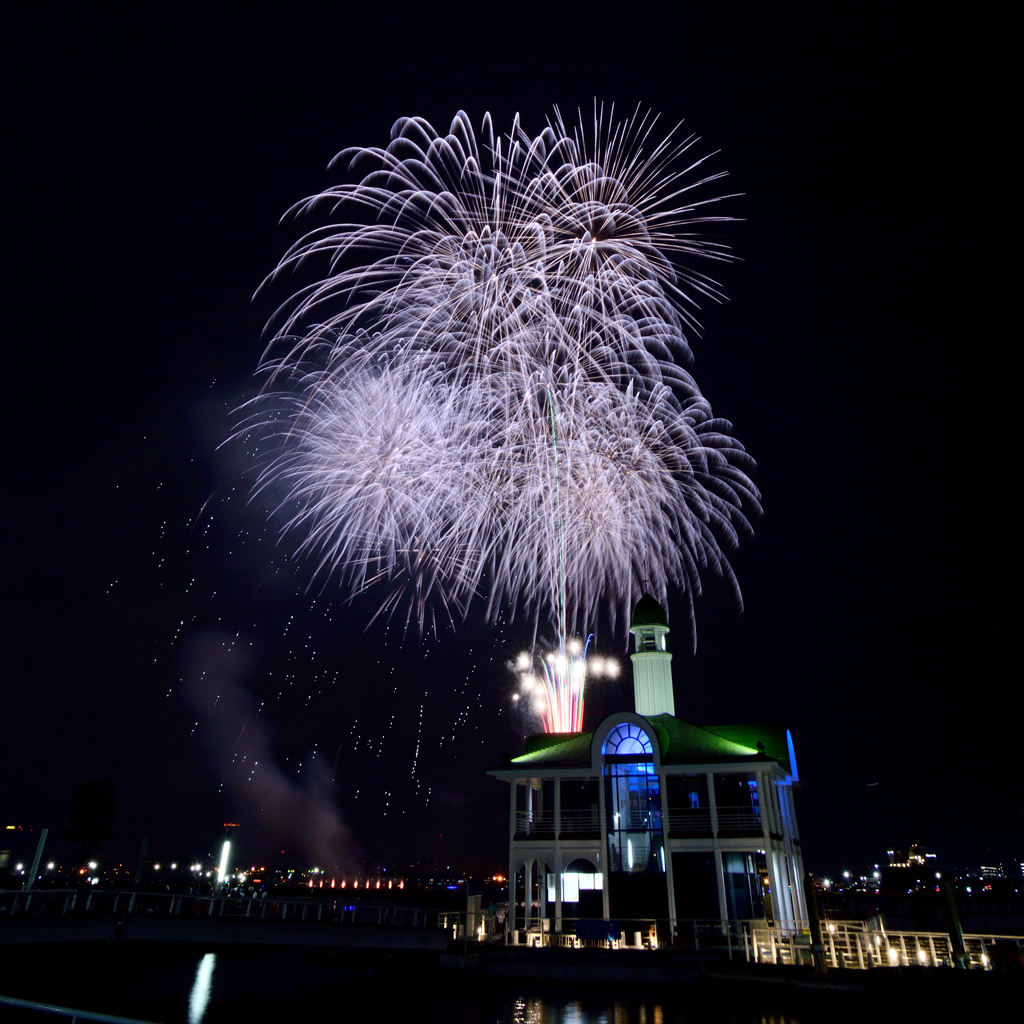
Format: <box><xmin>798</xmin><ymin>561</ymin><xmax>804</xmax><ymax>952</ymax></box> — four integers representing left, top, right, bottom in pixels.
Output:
<box><xmin>512</xmin><ymin>637</ymin><xmax>620</xmax><ymax>733</ymax></box>
<box><xmin>244</xmin><ymin>105</ymin><xmax>760</xmax><ymax>641</ymax></box>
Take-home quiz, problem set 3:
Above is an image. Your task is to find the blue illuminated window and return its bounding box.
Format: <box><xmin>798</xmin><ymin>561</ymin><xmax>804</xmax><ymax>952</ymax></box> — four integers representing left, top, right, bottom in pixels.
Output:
<box><xmin>602</xmin><ymin>722</ymin><xmax>653</xmax><ymax>757</ymax></box>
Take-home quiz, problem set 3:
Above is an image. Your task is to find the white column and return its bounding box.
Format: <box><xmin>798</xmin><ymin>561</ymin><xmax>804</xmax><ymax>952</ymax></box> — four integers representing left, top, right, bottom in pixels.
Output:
<box><xmin>714</xmin><ymin>847</ymin><xmax>729</xmax><ymax>927</ymax></box>
<box><xmin>598</xmin><ymin>770</ymin><xmax>610</xmax><ymax>919</ymax></box>
<box><xmin>540</xmin><ymin>859</ymin><xmax>548</xmax><ymax>928</ymax></box>
<box><xmin>554</xmin><ymin>780</ymin><xmax>562</xmax><ymax>933</ymax></box>
<box><xmin>771</xmin><ymin>849</ymin><xmax>794</xmax><ymax>927</ymax></box>
<box><xmin>756</xmin><ymin>771</ymin><xmax>771</xmax><ymax>846</ymax></box>
<box><xmin>509</xmin><ymin>782</ymin><xmax>518</xmax><ymax>936</ymax></box>
<box><xmin>764</xmin><ymin>845</ymin><xmax>783</xmax><ymax>926</ymax></box>
<box><xmin>707</xmin><ymin>772</ymin><xmax>718</xmax><ymax>833</ymax></box>
<box><xmin>708</xmin><ymin>773</ymin><xmax>728</xmax><ymax>927</ymax></box>
<box><xmin>528</xmin><ymin>860</ymin><xmax>536</xmax><ymax>933</ymax></box>
<box><xmin>662</xmin><ymin>772</ymin><xmax>678</xmax><ymax>937</ymax></box>
<box><xmin>768</xmin><ymin>778</ymin><xmax>797</xmax><ymax>926</ymax></box>
<box><xmin>789</xmin><ymin>851</ymin><xmax>804</xmax><ymax>922</ymax></box>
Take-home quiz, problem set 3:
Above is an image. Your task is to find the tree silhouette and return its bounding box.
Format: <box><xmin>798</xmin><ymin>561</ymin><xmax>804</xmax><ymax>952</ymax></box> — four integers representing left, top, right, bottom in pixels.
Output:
<box><xmin>64</xmin><ymin>780</ymin><xmax>117</xmax><ymax>866</ymax></box>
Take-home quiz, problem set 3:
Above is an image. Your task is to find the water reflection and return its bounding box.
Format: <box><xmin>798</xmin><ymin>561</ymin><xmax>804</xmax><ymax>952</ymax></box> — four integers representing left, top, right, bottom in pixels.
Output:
<box><xmin>504</xmin><ymin>996</ymin><xmax>798</xmax><ymax>1024</ymax></box>
<box><xmin>187</xmin><ymin>952</ymin><xmax>216</xmax><ymax>1023</ymax></box>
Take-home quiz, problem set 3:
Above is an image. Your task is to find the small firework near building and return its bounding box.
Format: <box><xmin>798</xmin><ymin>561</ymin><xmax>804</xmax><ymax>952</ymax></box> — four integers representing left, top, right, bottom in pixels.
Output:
<box><xmin>490</xmin><ymin>597</ymin><xmax>805</xmax><ymax>944</ymax></box>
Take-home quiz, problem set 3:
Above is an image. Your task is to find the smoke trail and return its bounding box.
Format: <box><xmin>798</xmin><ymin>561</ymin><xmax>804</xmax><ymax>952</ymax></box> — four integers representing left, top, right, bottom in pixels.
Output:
<box><xmin>182</xmin><ymin>632</ymin><xmax>358</xmax><ymax>870</ymax></box>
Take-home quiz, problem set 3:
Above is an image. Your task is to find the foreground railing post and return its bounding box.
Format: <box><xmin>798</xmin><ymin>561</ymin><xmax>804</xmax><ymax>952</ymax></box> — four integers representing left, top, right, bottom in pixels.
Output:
<box><xmin>24</xmin><ymin>828</ymin><xmax>48</xmax><ymax>892</ymax></box>
<box><xmin>940</xmin><ymin>880</ymin><xmax>969</xmax><ymax>968</ymax></box>
<box><xmin>802</xmin><ymin>872</ymin><xmax>827</xmax><ymax>974</ymax></box>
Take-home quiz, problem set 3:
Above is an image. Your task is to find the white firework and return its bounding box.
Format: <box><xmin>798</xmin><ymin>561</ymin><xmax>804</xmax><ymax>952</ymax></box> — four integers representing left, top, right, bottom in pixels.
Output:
<box><xmin>246</xmin><ymin>105</ymin><xmax>759</xmax><ymax>642</ymax></box>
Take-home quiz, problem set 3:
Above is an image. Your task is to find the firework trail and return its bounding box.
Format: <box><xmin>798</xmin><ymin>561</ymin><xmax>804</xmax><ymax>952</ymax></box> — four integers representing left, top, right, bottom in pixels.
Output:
<box><xmin>244</xmin><ymin>104</ymin><xmax>760</xmax><ymax>649</ymax></box>
<box><xmin>512</xmin><ymin>638</ymin><xmax>621</xmax><ymax>733</ymax></box>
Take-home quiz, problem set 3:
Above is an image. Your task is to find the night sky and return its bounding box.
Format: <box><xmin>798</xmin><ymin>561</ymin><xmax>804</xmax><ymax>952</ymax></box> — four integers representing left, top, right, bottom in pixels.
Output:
<box><xmin>3</xmin><ymin>3</ymin><xmax>1016</xmax><ymax>880</ymax></box>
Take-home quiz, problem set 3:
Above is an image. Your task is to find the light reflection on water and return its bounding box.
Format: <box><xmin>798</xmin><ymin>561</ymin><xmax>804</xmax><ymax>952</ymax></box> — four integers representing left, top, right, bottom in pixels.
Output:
<box><xmin>2</xmin><ymin>945</ymin><xmax>821</xmax><ymax>1024</ymax></box>
<box><xmin>502</xmin><ymin>994</ymin><xmax>791</xmax><ymax>1024</ymax></box>
<box><xmin>187</xmin><ymin>952</ymin><xmax>216</xmax><ymax>1023</ymax></box>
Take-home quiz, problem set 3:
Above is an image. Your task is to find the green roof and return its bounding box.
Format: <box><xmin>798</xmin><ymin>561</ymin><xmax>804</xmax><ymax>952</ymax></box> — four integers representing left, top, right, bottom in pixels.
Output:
<box><xmin>511</xmin><ymin>731</ymin><xmax>594</xmax><ymax>766</ymax></box>
<box><xmin>647</xmin><ymin>715</ymin><xmax>761</xmax><ymax>763</ymax></box>
<box><xmin>504</xmin><ymin>715</ymin><xmax>793</xmax><ymax>771</ymax></box>
<box><xmin>700</xmin><ymin>724</ymin><xmax>795</xmax><ymax>776</ymax></box>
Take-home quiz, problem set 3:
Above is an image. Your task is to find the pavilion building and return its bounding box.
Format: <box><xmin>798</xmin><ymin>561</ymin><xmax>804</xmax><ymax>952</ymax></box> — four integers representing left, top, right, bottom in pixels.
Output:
<box><xmin>489</xmin><ymin>596</ymin><xmax>805</xmax><ymax>941</ymax></box>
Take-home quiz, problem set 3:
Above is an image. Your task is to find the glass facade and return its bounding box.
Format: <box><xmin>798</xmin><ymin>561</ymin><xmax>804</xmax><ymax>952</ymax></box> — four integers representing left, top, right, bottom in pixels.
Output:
<box><xmin>602</xmin><ymin>724</ymin><xmax>665</xmax><ymax>874</ymax></box>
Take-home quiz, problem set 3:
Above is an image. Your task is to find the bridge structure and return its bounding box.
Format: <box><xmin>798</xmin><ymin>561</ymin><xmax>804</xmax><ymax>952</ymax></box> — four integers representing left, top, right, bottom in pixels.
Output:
<box><xmin>0</xmin><ymin>888</ymin><xmax>466</xmax><ymax>951</ymax></box>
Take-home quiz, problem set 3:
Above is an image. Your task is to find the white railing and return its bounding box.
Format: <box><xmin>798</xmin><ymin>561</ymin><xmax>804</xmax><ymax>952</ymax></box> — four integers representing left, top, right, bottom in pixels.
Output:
<box><xmin>666</xmin><ymin>806</ymin><xmax>799</xmax><ymax>840</ymax></box>
<box><xmin>514</xmin><ymin>809</ymin><xmax>602</xmax><ymax>835</ymax></box>
<box><xmin>513</xmin><ymin>806</ymin><xmax>799</xmax><ymax>841</ymax></box>
<box><xmin>558</xmin><ymin>809</ymin><xmax>603</xmax><ymax>834</ymax></box>
<box><xmin>608</xmin><ymin>809</ymin><xmax>662</xmax><ymax>831</ymax></box>
<box><xmin>744</xmin><ymin>918</ymin><xmax>1021</xmax><ymax>969</ymax></box>
<box><xmin>510</xmin><ymin>917</ymin><xmax>762</xmax><ymax>955</ymax></box>
<box><xmin>514</xmin><ymin>810</ymin><xmax>555</xmax><ymax>834</ymax></box>
<box><xmin>666</xmin><ymin>809</ymin><xmax>713</xmax><ymax>833</ymax></box>
<box><xmin>713</xmin><ymin>809</ymin><xmax>764</xmax><ymax>832</ymax></box>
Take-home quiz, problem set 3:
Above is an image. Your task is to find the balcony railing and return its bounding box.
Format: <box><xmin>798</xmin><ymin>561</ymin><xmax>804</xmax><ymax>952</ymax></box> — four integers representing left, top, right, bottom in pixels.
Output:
<box><xmin>608</xmin><ymin>809</ymin><xmax>661</xmax><ymax>831</ymax></box>
<box><xmin>514</xmin><ymin>806</ymin><xmax>798</xmax><ymax>841</ymax></box>
<box><xmin>559</xmin><ymin>809</ymin><xmax>603</xmax><ymax>835</ymax></box>
<box><xmin>714</xmin><ymin>809</ymin><xmax>764</xmax><ymax>833</ymax></box>
<box><xmin>666</xmin><ymin>809</ymin><xmax>713</xmax><ymax>834</ymax></box>
<box><xmin>514</xmin><ymin>810</ymin><xmax>602</xmax><ymax>837</ymax></box>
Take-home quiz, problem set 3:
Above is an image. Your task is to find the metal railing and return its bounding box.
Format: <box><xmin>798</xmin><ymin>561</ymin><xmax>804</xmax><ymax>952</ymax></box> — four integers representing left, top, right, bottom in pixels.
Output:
<box><xmin>514</xmin><ymin>809</ymin><xmax>603</xmax><ymax>835</ymax></box>
<box><xmin>0</xmin><ymin>994</ymin><xmax>157</xmax><ymax>1023</ymax></box>
<box><xmin>509</xmin><ymin>916</ymin><xmax>746</xmax><ymax>954</ymax></box>
<box><xmin>743</xmin><ymin>918</ymin><xmax>1021</xmax><ymax>969</ymax></box>
<box><xmin>665</xmin><ymin>809</ymin><xmax>713</xmax><ymax>833</ymax></box>
<box><xmin>0</xmin><ymin>889</ymin><xmax>452</xmax><ymax>931</ymax></box>
<box><xmin>513</xmin><ymin>806</ymin><xmax>798</xmax><ymax>840</ymax></box>
<box><xmin>714</xmin><ymin>809</ymin><xmax>764</xmax><ymax>832</ymax></box>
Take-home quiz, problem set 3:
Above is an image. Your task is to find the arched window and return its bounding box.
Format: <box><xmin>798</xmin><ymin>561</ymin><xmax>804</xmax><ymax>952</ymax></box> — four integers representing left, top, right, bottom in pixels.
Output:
<box><xmin>602</xmin><ymin>722</ymin><xmax>654</xmax><ymax>757</ymax></box>
<box><xmin>601</xmin><ymin>722</ymin><xmax>664</xmax><ymax>875</ymax></box>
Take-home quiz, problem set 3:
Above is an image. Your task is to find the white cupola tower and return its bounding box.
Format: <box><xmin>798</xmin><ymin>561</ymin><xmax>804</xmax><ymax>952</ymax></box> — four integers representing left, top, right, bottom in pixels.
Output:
<box><xmin>629</xmin><ymin>596</ymin><xmax>675</xmax><ymax>716</ymax></box>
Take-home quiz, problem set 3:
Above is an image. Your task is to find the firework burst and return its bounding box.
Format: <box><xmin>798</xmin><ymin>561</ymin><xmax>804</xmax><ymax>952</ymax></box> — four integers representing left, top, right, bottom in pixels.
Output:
<box><xmin>244</xmin><ymin>104</ymin><xmax>760</xmax><ymax>642</ymax></box>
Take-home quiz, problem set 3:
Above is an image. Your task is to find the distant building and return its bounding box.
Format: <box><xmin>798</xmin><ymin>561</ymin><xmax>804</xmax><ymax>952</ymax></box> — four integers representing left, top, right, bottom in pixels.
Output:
<box><xmin>884</xmin><ymin>844</ymin><xmax>938</xmax><ymax>890</ymax></box>
<box><xmin>489</xmin><ymin>597</ymin><xmax>805</xmax><ymax>940</ymax></box>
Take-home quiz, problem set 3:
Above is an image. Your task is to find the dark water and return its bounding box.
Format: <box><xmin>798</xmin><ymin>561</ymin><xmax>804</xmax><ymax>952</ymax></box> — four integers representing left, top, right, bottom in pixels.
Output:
<box><xmin>0</xmin><ymin>946</ymin><xmax>1010</xmax><ymax>1023</ymax></box>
